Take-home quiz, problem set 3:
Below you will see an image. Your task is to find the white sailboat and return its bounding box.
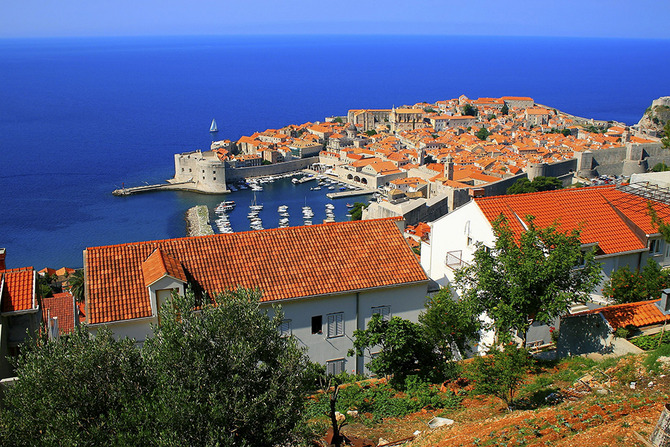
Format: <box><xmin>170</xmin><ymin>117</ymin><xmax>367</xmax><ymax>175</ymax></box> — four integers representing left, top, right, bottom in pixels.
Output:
<box><xmin>210</xmin><ymin>118</ymin><xmax>218</xmax><ymax>133</ymax></box>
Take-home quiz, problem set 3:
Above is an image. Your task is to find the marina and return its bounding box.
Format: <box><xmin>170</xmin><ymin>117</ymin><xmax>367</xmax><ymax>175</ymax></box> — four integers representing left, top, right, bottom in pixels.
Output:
<box><xmin>191</xmin><ymin>173</ymin><xmax>375</xmax><ymax>235</ymax></box>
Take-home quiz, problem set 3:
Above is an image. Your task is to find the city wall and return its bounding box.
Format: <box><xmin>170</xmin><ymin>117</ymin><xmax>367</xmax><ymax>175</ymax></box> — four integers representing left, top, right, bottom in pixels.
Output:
<box><xmin>224</xmin><ymin>157</ymin><xmax>320</xmax><ymax>181</ymax></box>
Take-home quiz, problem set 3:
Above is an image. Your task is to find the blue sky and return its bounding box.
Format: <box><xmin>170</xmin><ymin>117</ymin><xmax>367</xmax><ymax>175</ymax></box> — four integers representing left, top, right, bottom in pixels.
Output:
<box><xmin>2</xmin><ymin>0</ymin><xmax>669</xmax><ymax>39</ymax></box>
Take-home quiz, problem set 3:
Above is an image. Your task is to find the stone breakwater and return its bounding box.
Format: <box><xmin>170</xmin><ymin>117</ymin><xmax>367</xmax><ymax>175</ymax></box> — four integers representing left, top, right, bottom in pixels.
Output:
<box><xmin>186</xmin><ymin>205</ymin><xmax>214</xmax><ymax>237</ymax></box>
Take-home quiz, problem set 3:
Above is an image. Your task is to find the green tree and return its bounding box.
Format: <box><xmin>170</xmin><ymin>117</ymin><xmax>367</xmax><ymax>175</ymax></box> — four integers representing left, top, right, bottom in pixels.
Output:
<box><xmin>467</xmin><ymin>344</ymin><xmax>534</xmax><ymax>411</ymax></box>
<box><xmin>349</xmin><ymin>202</ymin><xmax>368</xmax><ymax>221</ymax></box>
<box><xmin>648</xmin><ymin>202</ymin><xmax>670</xmax><ymax>243</ymax></box>
<box><xmin>0</xmin><ymin>326</ymin><xmax>151</xmax><ymax>446</ymax></box>
<box><xmin>333</xmin><ymin>117</ymin><xmax>343</xmax><ymax>123</ymax></box>
<box><xmin>143</xmin><ymin>288</ymin><xmax>311</xmax><ymax>446</ymax></box>
<box><xmin>501</xmin><ymin>103</ymin><xmax>509</xmax><ymax>116</ymax></box>
<box><xmin>419</xmin><ymin>287</ymin><xmax>481</xmax><ymax>358</ymax></box>
<box><xmin>461</xmin><ymin>104</ymin><xmax>478</xmax><ymax>116</ymax></box>
<box><xmin>475</xmin><ymin>127</ymin><xmax>490</xmax><ymax>141</ymax></box>
<box><xmin>651</xmin><ymin>162</ymin><xmax>670</xmax><ymax>172</ymax></box>
<box><xmin>662</xmin><ymin>120</ymin><xmax>670</xmax><ymax>148</ymax></box>
<box><xmin>603</xmin><ymin>258</ymin><xmax>670</xmax><ymax>304</ymax></box>
<box><xmin>349</xmin><ymin>314</ymin><xmax>445</xmax><ymax>386</ymax></box>
<box><xmin>506</xmin><ymin>176</ymin><xmax>563</xmax><ymax>195</ymax></box>
<box><xmin>364</xmin><ymin>129</ymin><xmax>377</xmax><ymax>136</ymax></box>
<box><xmin>68</xmin><ymin>269</ymin><xmax>85</xmax><ymax>303</ymax></box>
<box><xmin>36</xmin><ymin>274</ymin><xmax>53</xmax><ymax>299</ymax></box>
<box><xmin>455</xmin><ymin>215</ymin><xmax>601</xmax><ymax>345</ymax></box>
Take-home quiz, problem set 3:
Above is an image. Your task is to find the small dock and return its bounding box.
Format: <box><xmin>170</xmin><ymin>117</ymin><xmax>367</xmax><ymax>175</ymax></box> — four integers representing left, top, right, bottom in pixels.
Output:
<box><xmin>296</xmin><ymin>176</ymin><xmax>317</xmax><ymax>184</ymax></box>
<box><xmin>326</xmin><ymin>189</ymin><xmax>375</xmax><ymax>199</ymax></box>
<box><xmin>112</xmin><ymin>180</ymin><xmax>195</xmax><ymax>196</ymax></box>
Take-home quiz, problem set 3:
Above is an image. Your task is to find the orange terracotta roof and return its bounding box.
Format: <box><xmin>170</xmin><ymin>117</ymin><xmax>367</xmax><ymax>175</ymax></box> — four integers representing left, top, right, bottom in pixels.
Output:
<box><xmin>141</xmin><ymin>248</ymin><xmax>188</xmax><ymax>287</ymax></box>
<box><xmin>42</xmin><ymin>292</ymin><xmax>79</xmax><ymax>335</ymax></box>
<box><xmin>1</xmin><ymin>267</ymin><xmax>36</xmax><ymax>313</ymax></box>
<box><xmin>502</xmin><ymin>96</ymin><xmax>534</xmax><ymax>102</ymax></box>
<box><xmin>85</xmin><ymin>218</ymin><xmax>428</xmax><ymax>324</ymax></box>
<box><xmin>474</xmin><ymin>185</ymin><xmax>670</xmax><ymax>255</ymax></box>
<box><xmin>574</xmin><ymin>299</ymin><xmax>670</xmax><ymax>330</ymax></box>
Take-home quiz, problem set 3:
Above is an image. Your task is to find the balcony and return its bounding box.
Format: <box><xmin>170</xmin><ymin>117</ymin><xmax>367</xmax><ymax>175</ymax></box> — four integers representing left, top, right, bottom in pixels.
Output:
<box><xmin>446</xmin><ymin>250</ymin><xmax>470</xmax><ymax>270</ymax></box>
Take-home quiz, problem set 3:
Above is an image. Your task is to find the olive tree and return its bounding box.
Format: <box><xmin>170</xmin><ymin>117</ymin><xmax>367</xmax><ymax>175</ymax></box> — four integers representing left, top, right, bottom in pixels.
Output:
<box><xmin>143</xmin><ymin>288</ymin><xmax>312</xmax><ymax>446</ymax></box>
<box><xmin>0</xmin><ymin>326</ymin><xmax>151</xmax><ymax>446</ymax></box>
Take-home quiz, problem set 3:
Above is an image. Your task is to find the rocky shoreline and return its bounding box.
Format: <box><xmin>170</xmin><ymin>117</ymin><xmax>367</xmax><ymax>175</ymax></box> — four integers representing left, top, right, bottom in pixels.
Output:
<box><xmin>185</xmin><ymin>205</ymin><xmax>214</xmax><ymax>237</ymax></box>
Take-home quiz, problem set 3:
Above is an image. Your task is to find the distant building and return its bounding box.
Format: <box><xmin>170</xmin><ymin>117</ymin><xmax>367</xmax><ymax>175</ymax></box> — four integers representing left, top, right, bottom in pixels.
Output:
<box><xmin>501</xmin><ymin>96</ymin><xmax>535</xmax><ymax>109</ymax></box>
<box><xmin>347</xmin><ymin>109</ymin><xmax>391</xmax><ymax>131</ymax></box>
<box><xmin>390</xmin><ymin>107</ymin><xmax>425</xmax><ymax>132</ymax></box>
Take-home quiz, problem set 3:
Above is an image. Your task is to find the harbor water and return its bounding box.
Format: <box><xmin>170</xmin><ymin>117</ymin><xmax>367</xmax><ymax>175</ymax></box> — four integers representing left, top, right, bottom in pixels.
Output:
<box><xmin>1</xmin><ymin>35</ymin><xmax>669</xmax><ymax>269</ymax></box>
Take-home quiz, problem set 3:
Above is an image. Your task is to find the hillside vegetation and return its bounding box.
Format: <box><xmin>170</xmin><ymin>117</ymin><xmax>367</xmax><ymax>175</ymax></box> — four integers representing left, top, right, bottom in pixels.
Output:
<box><xmin>311</xmin><ymin>348</ymin><xmax>670</xmax><ymax>447</ymax></box>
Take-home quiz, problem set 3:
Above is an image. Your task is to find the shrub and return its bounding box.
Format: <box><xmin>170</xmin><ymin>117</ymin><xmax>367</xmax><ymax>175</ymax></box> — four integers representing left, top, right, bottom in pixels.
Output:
<box><xmin>467</xmin><ymin>344</ymin><xmax>535</xmax><ymax>410</ymax></box>
<box><xmin>630</xmin><ymin>331</ymin><xmax>670</xmax><ymax>350</ymax></box>
<box><xmin>304</xmin><ymin>378</ymin><xmax>461</xmax><ymax>422</ymax></box>
<box><xmin>602</xmin><ymin>258</ymin><xmax>670</xmax><ymax>304</ymax></box>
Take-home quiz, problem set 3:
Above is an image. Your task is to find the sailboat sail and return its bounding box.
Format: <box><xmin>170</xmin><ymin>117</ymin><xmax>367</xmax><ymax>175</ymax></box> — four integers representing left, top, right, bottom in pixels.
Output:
<box><xmin>210</xmin><ymin>119</ymin><xmax>218</xmax><ymax>132</ymax></box>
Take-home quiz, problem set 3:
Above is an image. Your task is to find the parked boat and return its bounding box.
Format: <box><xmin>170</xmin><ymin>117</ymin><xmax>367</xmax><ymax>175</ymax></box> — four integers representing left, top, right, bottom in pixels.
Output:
<box><xmin>249</xmin><ymin>193</ymin><xmax>263</xmax><ymax>211</ymax></box>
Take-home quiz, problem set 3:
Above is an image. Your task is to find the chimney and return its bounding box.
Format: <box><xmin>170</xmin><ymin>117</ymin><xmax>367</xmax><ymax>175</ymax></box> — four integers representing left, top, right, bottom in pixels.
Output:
<box><xmin>656</xmin><ymin>289</ymin><xmax>670</xmax><ymax>315</ymax></box>
<box><xmin>0</xmin><ymin>248</ymin><xmax>5</xmax><ymax>270</ymax></box>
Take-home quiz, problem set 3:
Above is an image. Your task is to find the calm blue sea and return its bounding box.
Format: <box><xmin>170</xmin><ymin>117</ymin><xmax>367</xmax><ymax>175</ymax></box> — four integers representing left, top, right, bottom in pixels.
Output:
<box><xmin>1</xmin><ymin>35</ymin><xmax>669</xmax><ymax>269</ymax></box>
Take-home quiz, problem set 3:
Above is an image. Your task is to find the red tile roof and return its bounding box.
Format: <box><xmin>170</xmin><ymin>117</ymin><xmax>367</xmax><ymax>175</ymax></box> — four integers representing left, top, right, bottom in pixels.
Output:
<box><xmin>42</xmin><ymin>292</ymin><xmax>79</xmax><ymax>335</ymax></box>
<box><xmin>474</xmin><ymin>185</ymin><xmax>670</xmax><ymax>255</ymax></box>
<box><xmin>85</xmin><ymin>218</ymin><xmax>428</xmax><ymax>325</ymax></box>
<box><xmin>575</xmin><ymin>299</ymin><xmax>670</xmax><ymax>330</ymax></box>
<box><xmin>1</xmin><ymin>268</ymin><xmax>36</xmax><ymax>313</ymax></box>
<box><xmin>141</xmin><ymin>248</ymin><xmax>188</xmax><ymax>287</ymax></box>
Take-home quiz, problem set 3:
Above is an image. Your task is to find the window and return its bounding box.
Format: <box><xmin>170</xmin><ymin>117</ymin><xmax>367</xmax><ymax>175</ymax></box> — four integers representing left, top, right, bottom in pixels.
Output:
<box><xmin>327</xmin><ymin>312</ymin><xmax>344</xmax><ymax>338</ymax></box>
<box><xmin>311</xmin><ymin>315</ymin><xmax>322</xmax><ymax>334</ymax></box>
<box><xmin>326</xmin><ymin>358</ymin><xmax>346</xmax><ymax>376</ymax></box>
<box><xmin>213</xmin><ymin>177</ymin><xmax>216</xmax><ymax>181</ymax></box>
<box><xmin>651</xmin><ymin>239</ymin><xmax>664</xmax><ymax>255</ymax></box>
<box><xmin>280</xmin><ymin>320</ymin><xmax>292</xmax><ymax>337</ymax></box>
<box><xmin>371</xmin><ymin>305</ymin><xmax>391</xmax><ymax>322</ymax></box>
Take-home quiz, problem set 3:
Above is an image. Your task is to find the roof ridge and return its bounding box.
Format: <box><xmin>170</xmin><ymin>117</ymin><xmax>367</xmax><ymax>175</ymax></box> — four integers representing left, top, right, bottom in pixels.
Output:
<box><xmin>0</xmin><ymin>267</ymin><xmax>34</xmax><ymax>273</ymax></box>
<box><xmin>475</xmin><ymin>184</ymin><xmax>615</xmax><ymax>203</ymax></box>
<box><xmin>144</xmin><ymin>248</ymin><xmax>168</xmax><ymax>272</ymax></box>
<box><xmin>85</xmin><ymin>218</ymin><xmax>402</xmax><ymax>251</ymax></box>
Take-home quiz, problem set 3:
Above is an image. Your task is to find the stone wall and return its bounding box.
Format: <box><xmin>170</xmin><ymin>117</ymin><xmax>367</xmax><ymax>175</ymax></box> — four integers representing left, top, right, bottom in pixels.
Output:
<box><xmin>480</xmin><ymin>173</ymin><xmax>527</xmax><ymax>197</ymax></box>
<box><xmin>588</xmin><ymin>143</ymin><xmax>668</xmax><ymax>176</ymax></box>
<box><xmin>224</xmin><ymin>156</ymin><xmax>319</xmax><ymax>181</ymax></box>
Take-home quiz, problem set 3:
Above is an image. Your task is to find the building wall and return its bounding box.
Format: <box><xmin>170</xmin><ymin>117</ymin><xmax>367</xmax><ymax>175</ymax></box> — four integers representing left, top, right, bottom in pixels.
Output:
<box><xmin>88</xmin><ymin>317</ymin><xmax>155</xmax><ymax>347</ymax></box>
<box><xmin>557</xmin><ymin>313</ymin><xmax>611</xmax><ymax>357</ymax></box>
<box><xmin>421</xmin><ymin>201</ymin><xmax>496</xmax><ymax>288</ymax></box>
<box><xmin>266</xmin><ymin>283</ymin><xmax>428</xmax><ymax>375</ymax></box>
<box><xmin>173</xmin><ymin>151</ymin><xmax>228</xmax><ymax>193</ymax></box>
<box><xmin>225</xmin><ymin>157</ymin><xmax>319</xmax><ymax>181</ymax></box>
<box><xmin>88</xmin><ymin>282</ymin><xmax>429</xmax><ymax>375</ymax></box>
